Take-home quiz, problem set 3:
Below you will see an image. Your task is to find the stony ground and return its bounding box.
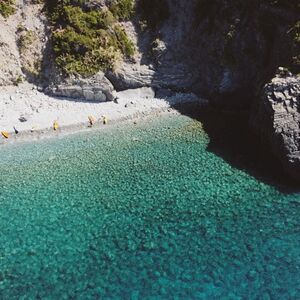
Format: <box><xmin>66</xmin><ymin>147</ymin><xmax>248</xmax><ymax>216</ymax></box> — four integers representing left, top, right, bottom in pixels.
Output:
<box><xmin>0</xmin><ymin>83</ymin><xmax>204</xmax><ymax>141</ymax></box>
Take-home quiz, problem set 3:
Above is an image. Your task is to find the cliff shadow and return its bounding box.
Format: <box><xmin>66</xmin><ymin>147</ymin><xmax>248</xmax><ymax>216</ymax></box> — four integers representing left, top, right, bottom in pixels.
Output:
<box><xmin>172</xmin><ymin>102</ymin><xmax>300</xmax><ymax>193</ymax></box>
<box><xmin>128</xmin><ymin>1</ymin><xmax>300</xmax><ymax>192</ymax></box>
<box><xmin>130</xmin><ymin>20</ymin><xmax>299</xmax><ymax>192</ymax></box>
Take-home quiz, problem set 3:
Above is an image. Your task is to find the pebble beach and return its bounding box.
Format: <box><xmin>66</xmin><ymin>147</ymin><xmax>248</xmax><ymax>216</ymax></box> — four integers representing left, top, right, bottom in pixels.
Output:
<box><xmin>0</xmin><ymin>83</ymin><xmax>205</xmax><ymax>143</ymax></box>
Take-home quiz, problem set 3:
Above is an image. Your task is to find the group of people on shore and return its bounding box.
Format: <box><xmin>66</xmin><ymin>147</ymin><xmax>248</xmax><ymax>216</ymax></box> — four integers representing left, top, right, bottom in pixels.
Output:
<box><xmin>1</xmin><ymin>115</ymin><xmax>108</xmax><ymax>139</ymax></box>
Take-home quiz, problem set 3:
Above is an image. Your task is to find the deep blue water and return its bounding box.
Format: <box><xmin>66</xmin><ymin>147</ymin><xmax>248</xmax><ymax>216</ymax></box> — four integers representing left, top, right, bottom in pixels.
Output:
<box><xmin>0</xmin><ymin>114</ymin><xmax>299</xmax><ymax>299</ymax></box>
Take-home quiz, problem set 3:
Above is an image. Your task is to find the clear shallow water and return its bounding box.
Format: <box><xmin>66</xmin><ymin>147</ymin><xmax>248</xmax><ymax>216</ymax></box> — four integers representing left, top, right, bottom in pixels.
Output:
<box><xmin>0</xmin><ymin>114</ymin><xmax>299</xmax><ymax>299</ymax></box>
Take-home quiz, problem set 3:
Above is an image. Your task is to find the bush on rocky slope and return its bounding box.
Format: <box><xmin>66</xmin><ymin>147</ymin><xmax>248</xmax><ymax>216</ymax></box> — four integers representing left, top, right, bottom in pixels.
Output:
<box><xmin>45</xmin><ymin>0</ymin><xmax>135</xmax><ymax>77</ymax></box>
<box><xmin>195</xmin><ymin>0</ymin><xmax>300</xmax><ymax>73</ymax></box>
<box><xmin>109</xmin><ymin>0</ymin><xmax>135</xmax><ymax>21</ymax></box>
<box><xmin>290</xmin><ymin>21</ymin><xmax>300</xmax><ymax>73</ymax></box>
<box><xmin>0</xmin><ymin>0</ymin><xmax>16</xmax><ymax>18</ymax></box>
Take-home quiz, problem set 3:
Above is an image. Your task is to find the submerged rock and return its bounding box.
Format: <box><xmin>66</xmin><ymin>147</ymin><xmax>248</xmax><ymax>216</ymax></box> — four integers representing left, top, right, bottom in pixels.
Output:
<box><xmin>251</xmin><ymin>74</ymin><xmax>300</xmax><ymax>181</ymax></box>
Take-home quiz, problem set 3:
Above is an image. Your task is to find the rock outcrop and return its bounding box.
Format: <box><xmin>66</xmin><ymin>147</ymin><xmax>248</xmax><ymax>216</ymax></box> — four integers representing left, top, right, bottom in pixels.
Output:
<box><xmin>106</xmin><ymin>64</ymin><xmax>155</xmax><ymax>91</ymax></box>
<box><xmin>47</xmin><ymin>72</ymin><xmax>116</xmax><ymax>102</ymax></box>
<box><xmin>1</xmin><ymin>1</ymin><xmax>298</xmax><ymax>105</ymax></box>
<box><xmin>251</xmin><ymin>73</ymin><xmax>300</xmax><ymax>181</ymax></box>
<box><xmin>0</xmin><ymin>1</ymin><xmax>48</xmax><ymax>85</ymax></box>
<box><xmin>103</xmin><ymin>1</ymin><xmax>299</xmax><ymax>109</ymax></box>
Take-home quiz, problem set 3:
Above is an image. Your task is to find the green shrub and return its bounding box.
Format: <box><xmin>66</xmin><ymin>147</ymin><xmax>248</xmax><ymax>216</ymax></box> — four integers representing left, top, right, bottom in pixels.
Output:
<box><xmin>63</xmin><ymin>5</ymin><xmax>115</xmax><ymax>32</ymax></box>
<box><xmin>18</xmin><ymin>30</ymin><xmax>37</xmax><ymax>53</ymax></box>
<box><xmin>0</xmin><ymin>0</ymin><xmax>16</xmax><ymax>18</ymax></box>
<box><xmin>13</xmin><ymin>75</ymin><xmax>24</xmax><ymax>86</ymax></box>
<box><xmin>112</xmin><ymin>24</ymin><xmax>135</xmax><ymax>57</ymax></box>
<box><xmin>289</xmin><ymin>21</ymin><xmax>300</xmax><ymax>73</ymax></box>
<box><xmin>46</xmin><ymin>2</ymin><xmax>135</xmax><ymax>77</ymax></box>
<box><xmin>55</xmin><ymin>48</ymin><xmax>118</xmax><ymax>76</ymax></box>
<box><xmin>109</xmin><ymin>0</ymin><xmax>135</xmax><ymax>21</ymax></box>
<box><xmin>31</xmin><ymin>0</ymin><xmax>44</xmax><ymax>4</ymax></box>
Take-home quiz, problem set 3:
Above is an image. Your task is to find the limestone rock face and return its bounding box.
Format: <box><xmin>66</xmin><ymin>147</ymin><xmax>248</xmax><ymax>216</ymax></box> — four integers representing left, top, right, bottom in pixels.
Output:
<box><xmin>1</xmin><ymin>0</ymin><xmax>298</xmax><ymax>107</ymax></box>
<box><xmin>251</xmin><ymin>74</ymin><xmax>300</xmax><ymax>181</ymax></box>
<box><xmin>48</xmin><ymin>72</ymin><xmax>116</xmax><ymax>102</ymax></box>
<box><xmin>101</xmin><ymin>0</ymin><xmax>298</xmax><ymax>109</ymax></box>
<box><xmin>0</xmin><ymin>1</ymin><xmax>50</xmax><ymax>86</ymax></box>
<box><xmin>106</xmin><ymin>64</ymin><xmax>155</xmax><ymax>91</ymax></box>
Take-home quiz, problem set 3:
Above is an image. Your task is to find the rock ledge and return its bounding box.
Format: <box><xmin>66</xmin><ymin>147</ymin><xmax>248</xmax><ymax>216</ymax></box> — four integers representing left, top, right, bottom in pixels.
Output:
<box><xmin>251</xmin><ymin>74</ymin><xmax>300</xmax><ymax>181</ymax></box>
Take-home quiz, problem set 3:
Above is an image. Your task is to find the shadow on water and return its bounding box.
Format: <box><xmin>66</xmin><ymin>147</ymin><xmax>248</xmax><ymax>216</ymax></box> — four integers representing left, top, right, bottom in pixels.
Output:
<box><xmin>127</xmin><ymin>5</ymin><xmax>291</xmax><ymax>193</ymax></box>
<box><xmin>172</xmin><ymin>102</ymin><xmax>300</xmax><ymax>194</ymax></box>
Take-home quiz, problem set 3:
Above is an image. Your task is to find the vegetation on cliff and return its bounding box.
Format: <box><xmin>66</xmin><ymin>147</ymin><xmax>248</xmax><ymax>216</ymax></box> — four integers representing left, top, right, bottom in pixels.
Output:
<box><xmin>290</xmin><ymin>21</ymin><xmax>300</xmax><ymax>72</ymax></box>
<box><xmin>46</xmin><ymin>0</ymin><xmax>173</xmax><ymax>77</ymax></box>
<box><xmin>45</xmin><ymin>0</ymin><xmax>135</xmax><ymax>77</ymax></box>
<box><xmin>1</xmin><ymin>0</ymin><xmax>298</xmax><ymax>80</ymax></box>
<box><xmin>0</xmin><ymin>0</ymin><xmax>15</xmax><ymax>18</ymax></box>
<box><xmin>195</xmin><ymin>0</ymin><xmax>300</xmax><ymax>73</ymax></box>
<box><xmin>109</xmin><ymin>0</ymin><xmax>135</xmax><ymax>21</ymax></box>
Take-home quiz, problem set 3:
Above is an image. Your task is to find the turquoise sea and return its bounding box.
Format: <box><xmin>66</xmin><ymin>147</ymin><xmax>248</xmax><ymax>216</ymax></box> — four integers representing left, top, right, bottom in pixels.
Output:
<box><xmin>0</xmin><ymin>111</ymin><xmax>299</xmax><ymax>299</ymax></box>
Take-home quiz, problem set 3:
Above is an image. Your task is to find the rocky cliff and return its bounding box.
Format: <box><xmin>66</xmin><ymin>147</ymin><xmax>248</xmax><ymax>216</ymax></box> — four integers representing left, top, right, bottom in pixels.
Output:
<box><xmin>0</xmin><ymin>0</ymin><xmax>299</xmax><ymax>181</ymax></box>
<box><xmin>0</xmin><ymin>1</ymin><xmax>48</xmax><ymax>85</ymax></box>
<box><xmin>251</xmin><ymin>72</ymin><xmax>300</xmax><ymax>180</ymax></box>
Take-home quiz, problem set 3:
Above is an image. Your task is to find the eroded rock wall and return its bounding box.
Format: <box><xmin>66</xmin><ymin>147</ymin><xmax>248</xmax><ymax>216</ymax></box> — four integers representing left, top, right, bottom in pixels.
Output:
<box><xmin>0</xmin><ymin>0</ymin><xmax>48</xmax><ymax>85</ymax></box>
<box><xmin>251</xmin><ymin>74</ymin><xmax>300</xmax><ymax>181</ymax></box>
<box><xmin>104</xmin><ymin>1</ymin><xmax>299</xmax><ymax>110</ymax></box>
<box><xmin>1</xmin><ymin>0</ymin><xmax>298</xmax><ymax>104</ymax></box>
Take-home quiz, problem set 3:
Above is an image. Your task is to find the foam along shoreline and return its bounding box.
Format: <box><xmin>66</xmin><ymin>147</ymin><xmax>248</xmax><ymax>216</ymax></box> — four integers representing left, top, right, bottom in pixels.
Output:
<box><xmin>0</xmin><ymin>83</ymin><xmax>208</xmax><ymax>145</ymax></box>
